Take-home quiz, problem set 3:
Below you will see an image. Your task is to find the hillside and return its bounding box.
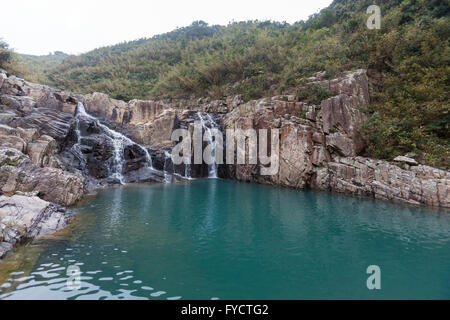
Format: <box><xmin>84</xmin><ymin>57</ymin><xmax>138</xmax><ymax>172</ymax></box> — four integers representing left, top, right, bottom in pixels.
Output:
<box><xmin>2</xmin><ymin>0</ymin><xmax>449</xmax><ymax>168</ymax></box>
<box><xmin>19</xmin><ymin>51</ymin><xmax>71</xmax><ymax>83</ymax></box>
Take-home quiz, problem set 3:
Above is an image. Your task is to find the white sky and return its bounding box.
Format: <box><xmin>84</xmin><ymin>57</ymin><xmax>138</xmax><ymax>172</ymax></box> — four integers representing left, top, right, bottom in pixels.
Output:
<box><xmin>0</xmin><ymin>0</ymin><xmax>333</xmax><ymax>56</ymax></box>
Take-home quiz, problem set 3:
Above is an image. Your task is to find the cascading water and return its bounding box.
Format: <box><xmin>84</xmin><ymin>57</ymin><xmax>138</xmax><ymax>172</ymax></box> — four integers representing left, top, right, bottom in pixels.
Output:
<box><xmin>197</xmin><ymin>112</ymin><xmax>219</xmax><ymax>179</ymax></box>
<box><xmin>163</xmin><ymin>150</ymin><xmax>173</xmax><ymax>183</ymax></box>
<box><xmin>70</xmin><ymin>117</ymin><xmax>88</xmax><ymax>176</ymax></box>
<box><xmin>184</xmin><ymin>162</ymin><xmax>192</xmax><ymax>179</ymax></box>
<box><xmin>163</xmin><ymin>150</ymin><xmax>193</xmax><ymax>182</ymax></box>
<box><xmin>72</xmin><ymin>102</ymin><xmax>153</xmax><ymax>184</ymax></box>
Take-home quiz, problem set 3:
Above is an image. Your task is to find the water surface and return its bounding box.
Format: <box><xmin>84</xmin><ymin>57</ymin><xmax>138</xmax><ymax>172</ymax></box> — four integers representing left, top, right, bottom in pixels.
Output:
<box><xmin>1</xmin><ymin>179</ymin><xmax>449</xmax><ymax>299</ymax></box>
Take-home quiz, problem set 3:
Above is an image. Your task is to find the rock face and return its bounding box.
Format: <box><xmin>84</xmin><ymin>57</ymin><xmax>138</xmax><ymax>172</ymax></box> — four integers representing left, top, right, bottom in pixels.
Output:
<box><xmin>0</xmin><ymin>124</ymin><xmax>59</xmax><ymax>168</ymax></box>
<box><xmin>222</xmin><ymin>70</ymin><xmax>370</xmax><ymax>185</ymax></box>
<box><xmin>83</xmin><ymin>93</ymin><xmax>183</xmax><ymax>148</ymax></box>
<box><xmin>0</xmin><ymin>147</ymin><xmax>84</xmax><ymax>206</ymax></box>
<box><xmin>0</xmin><ymin>69</ymin><xmax>163</xmax><ymax>188</ymax></box>
<box><xmin>0</xmin><ymin>73</ymin><xmax>78</xmax><ymax>114</ymax></box>
<box><xmin>312</xmin><ymin>157</ymin><xmax>449</xmax><ymax>207</ymax></box>
<box><xmin>0</xmin><ymin>69</ymin><xmax>88</xmax><ymax>259</ymax></box>
<box><xmin>0</xmin><ymin>194</ymin><xmax>73</xmax><ymax>258</ymax></box>
<box><xmin>59</xmin><ymin>102</ymin><xmax>166</xmax><ymax>185</ymax></box>
<box><xmin>217</xmin><ymin>70</ymin><xmax>449</xmax><ymax>207</ymax></box>
<box><xmin>0</xmin><ymin>121</ymin><xmax>84</xmax><ymax>207</ymax></box>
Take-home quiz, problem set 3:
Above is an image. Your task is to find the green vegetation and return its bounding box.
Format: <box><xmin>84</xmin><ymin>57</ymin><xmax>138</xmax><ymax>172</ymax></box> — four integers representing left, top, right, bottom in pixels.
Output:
<box><xmin>0</xmin><ymin>38</ymin><xmax>28</xmax><ymax>77</ymax></box>
<box><xmin>297</xmin><ymin>83</ymin><xmax>334</xmax><ymax>105</ymax></box>
<box><xmin>19</xmin><ymin>51</ymin><xmax>71</xmax><ymax>83</ymax></box>
<box><xmin>6</xmin><ymin>160</ymin><xmax>19</xmax><ymax>167</ymax></box>
<box><xmin>0</xmin><ymin>39</ymin><xmax>11</xmax><ymax>67</ymax></box>
<box><xmin>2</xmin><ymin>0</ymin><xmax>449</xmax><ymax>168</ymax></box>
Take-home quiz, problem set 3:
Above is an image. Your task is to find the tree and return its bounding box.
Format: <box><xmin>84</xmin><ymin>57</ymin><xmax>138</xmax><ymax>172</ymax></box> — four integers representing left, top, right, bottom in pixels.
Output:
<box><xmin>0</xmin><ymin>39</ymin><xmax>12</xmax><ymax>68</ymax></box>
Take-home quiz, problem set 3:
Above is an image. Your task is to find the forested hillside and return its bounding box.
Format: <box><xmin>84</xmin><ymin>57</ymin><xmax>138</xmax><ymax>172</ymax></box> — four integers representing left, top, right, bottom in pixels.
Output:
<box><xmin>19</xmin><ymin>51</ymin><xmax>71</xmax><ymax>83</ymax></box>
<box><xmin>2</xmin><ymin>0</ymin><xmax>449</xmax><ymax>168</ymax></box>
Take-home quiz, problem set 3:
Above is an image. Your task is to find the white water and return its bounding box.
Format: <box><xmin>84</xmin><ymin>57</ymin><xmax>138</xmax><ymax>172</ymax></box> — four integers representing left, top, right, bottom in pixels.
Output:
<box><xmin>71</xmin><ymin>117</ymin><xmax>88</xmax><ymax>175</ymax></box>
<box><xmin>163</xmin><ymin>150</ymin><xmax>193</xmax><ymax>182</ymax></box>
<box><xmin>197</xmin><ymin>112</ymin><xmax>219</xmax><ymax>179</ymax></box>
<box><xmin>163</xmin><ymin>150</ymin><xmax>173</xmax><ymax>183</ymax></box>
<box><xmin>74</xmin><ymin>102</ymin><xmax>153</xmax><ymax>184</ymax></box>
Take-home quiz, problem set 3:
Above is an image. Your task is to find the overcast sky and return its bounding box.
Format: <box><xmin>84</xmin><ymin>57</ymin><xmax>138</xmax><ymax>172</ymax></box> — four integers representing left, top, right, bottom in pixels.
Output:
<box><xmin>1</xmin><ymin>0</ymin><xmax>333</xmax><ymax>56</ymax></box>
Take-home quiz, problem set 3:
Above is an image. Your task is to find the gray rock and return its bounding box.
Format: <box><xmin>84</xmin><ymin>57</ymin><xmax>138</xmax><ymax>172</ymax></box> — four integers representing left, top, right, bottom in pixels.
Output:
<box><xmin>312</xmin><ymin>157</ymin><xmax>449</xmax><ymax>207</ymax></box>
<box><xmin>394</xmin><ymin>156</ymin><xmax>419</xmax><ymax>166</ymax></box>
<box><xmin>0</xmin><ymin>242</ymin><xmax>13</xmax><ymax>259</ymax></box>
<box><xmin>0</xmin><ymin>194</ymin><xmax>73</xmax><ymax>259</ymax></box>
<box><xmin>0</xmin><ymin>147</ymin><xmax>85</xmax><ymax>206</ymax></box>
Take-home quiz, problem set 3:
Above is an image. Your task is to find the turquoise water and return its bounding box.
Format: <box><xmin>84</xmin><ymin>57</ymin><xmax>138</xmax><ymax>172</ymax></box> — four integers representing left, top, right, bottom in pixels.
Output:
<box><xmin>0</xmin><ymin>179</ymin><xmax>449</xmax><ymax>299</ymax></box>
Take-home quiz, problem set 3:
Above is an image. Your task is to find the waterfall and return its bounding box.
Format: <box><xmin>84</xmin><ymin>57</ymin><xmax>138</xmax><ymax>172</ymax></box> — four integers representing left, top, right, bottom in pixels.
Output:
<box><xmin>197</xmin><ymin>112</ymin><xmax>219</xmax><ymax>178</ymax></box>
<box><xmin>164</xmin><ymin>150</ymin><xmax>192</xmax><ymax>182</ymax></box>
<box><xmin>163</xmin><ymin>150</ymin><xmax>173</xmax><ymax>183</ymax></box>
<box><xmin>73</xmin><ymin>102</ymin><xmax>153</xmax><ymax>184</ymax></box>
<box><xmin>70</xmin><ymin>117</ymin><xmax>88</xmax><ymax>176</ymax></box>
<box><xmin>184</xmin><ymin>162</ymin><xmax>192</xmax><ymax>179</ymax></box>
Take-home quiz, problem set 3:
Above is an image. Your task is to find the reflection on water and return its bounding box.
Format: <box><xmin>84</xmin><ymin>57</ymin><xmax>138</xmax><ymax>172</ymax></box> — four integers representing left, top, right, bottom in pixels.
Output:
<box><xmin>0</xmin><ymin>180</ymin><xmax>449</xmax><ymax>300</ymax></box>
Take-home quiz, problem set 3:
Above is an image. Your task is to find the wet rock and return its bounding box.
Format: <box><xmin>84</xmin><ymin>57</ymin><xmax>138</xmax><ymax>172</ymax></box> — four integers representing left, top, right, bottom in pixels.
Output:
<box><xmin>123</xmin><ymin>144</ymin><xmax>148</xmax><ymax>173</ymax></box>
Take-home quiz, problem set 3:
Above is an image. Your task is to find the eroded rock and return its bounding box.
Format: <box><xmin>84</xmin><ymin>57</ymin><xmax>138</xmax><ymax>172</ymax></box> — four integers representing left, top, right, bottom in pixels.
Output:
<box><xmin>0</xmin><ymin>194</ymin><xmax>73</xmax><ymax>258</ymax></box>
<box><xmin>0</xmin><ymin>147</ymin><xmax>84</xmax><ymax>206</ymax></box>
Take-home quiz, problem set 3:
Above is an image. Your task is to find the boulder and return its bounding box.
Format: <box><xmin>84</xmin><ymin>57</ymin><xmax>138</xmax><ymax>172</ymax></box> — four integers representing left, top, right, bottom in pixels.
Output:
<box><xmin>0</xmin><ymin>134</ymin><xmax>26</xmax><ymax>153</ymax></box>
<box><xmin>0</xmin><ymin>124</ymin><xmax>59</xmax><ymax>168</ymax></box>
<box><xmin>0</xmin><ymin>194</ymin><xmax>73</xmax><ymax>258</ymax></box>
<box><xmin>26</xmin><ymin>135</ymin><xmax>59</xmax><ymax>167</ymax></box>
<box><xmin>0</xmin><ymin>75</ymin><xmax>77</xmax><ymax>114</ymax></box>
<box><xmin>0</xmin><ymin>94</ymin><xmax>36</xmax><ymax>114</ymax></box>
<box><xmin>16</xmin><ymin>127</ymin><xmax>39</xmax><ymax>144</ymax></box>
<box><xmin>0</xmin><ymin>147</ymin><xmax>84</xmax><ymax>206</ymax></box>
<box><xmin>325</xmin><ymin>133</ymin><xmax>359</xmax><ymax>157</ymax></box>
<box><xmin>0</xmin><ymin>111</ymin><xmax>16</xmax><ymax>125</ymax></box>
<box><xmin>10</xmin><ymin>108</ymin><xmax>73</xmax><ymax>142</ymax></box>
<box><xmin>127</xmin><ymin>109</ymin><xmax>178</xmax><ymax>146</ymax></box>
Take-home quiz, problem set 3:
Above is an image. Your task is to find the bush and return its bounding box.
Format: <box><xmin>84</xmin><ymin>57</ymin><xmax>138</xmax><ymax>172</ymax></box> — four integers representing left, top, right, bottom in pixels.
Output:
<box><xmin>0</xmin><ymin>39</ymin><xmax>12</xmax><ymax>68</ymax></box>
<box><xmin>297</xmin><ymin>83</ymin><xmax>334</xmax><ymax>105</ymax></box>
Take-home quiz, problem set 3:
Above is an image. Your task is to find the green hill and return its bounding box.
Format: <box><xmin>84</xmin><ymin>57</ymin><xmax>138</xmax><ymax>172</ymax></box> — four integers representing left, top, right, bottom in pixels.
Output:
<box><xmin>19</xmin><ymin>51</ymin><xmax>71</xmax><ymax>83</ymax></box>
<box><xmin>3</xmin><ymin>0</ymin><xmax>449</xmax><ymax>168</ymax></box>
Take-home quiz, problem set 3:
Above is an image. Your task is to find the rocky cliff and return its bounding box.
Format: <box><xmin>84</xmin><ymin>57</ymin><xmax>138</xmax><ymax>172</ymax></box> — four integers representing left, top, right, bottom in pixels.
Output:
<box><xmin>0</xmin><ymin>66</ymin><xmax>448</xmax><ymax>259</ymax></box>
